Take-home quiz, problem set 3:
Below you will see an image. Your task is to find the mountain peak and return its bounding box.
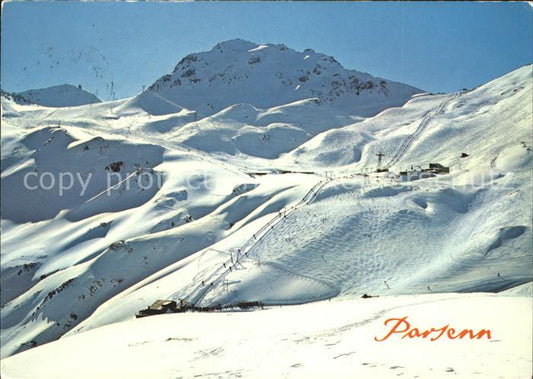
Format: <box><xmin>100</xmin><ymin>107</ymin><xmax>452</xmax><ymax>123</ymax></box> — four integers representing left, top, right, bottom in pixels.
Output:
<box><xmin>213</xmin><ymin>38</ymin><xmax>259</xmax><ymax>53</ymax></box>
<box><xmin>136</xmin><ymin>40</ymin><xmax>422</xmax><ymax>117</ymax></box>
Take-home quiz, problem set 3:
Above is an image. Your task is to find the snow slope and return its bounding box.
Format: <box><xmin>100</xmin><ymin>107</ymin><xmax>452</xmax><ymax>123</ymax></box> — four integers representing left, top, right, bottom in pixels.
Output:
<box><xmin>18</xmin><ymin>84</ymin><xmax>102</xmax><ymax>107</ymax></box>
<box><xmin>282</xmin><ymin>64</ymin><xmax>533</xmax><ymax>173</ymax></box>
<box><xmin>1</xmin><ymin>294</ymin><xmax>531</xmax><ymax>379</ymax></box>
<box><xmin>167</xmin><ymin>99</ymin><xmax>362</xmax><ymax>158</ymax></box>
<box><xmin>0</xmin><ymin>43</ymin><xmax>531</xmax><ymax>377</ymax></box>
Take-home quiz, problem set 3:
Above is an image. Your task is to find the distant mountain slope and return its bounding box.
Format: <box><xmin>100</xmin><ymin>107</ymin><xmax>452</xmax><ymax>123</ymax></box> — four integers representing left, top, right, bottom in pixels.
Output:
<box><xmin>18</xmin><ymin>84</ymin><xmax>102</xmax><ymax>107</ymax></box>
<box><xmin>281</xmin><ymin>64</ymin><xmax>533</xmax><ymax>171</ymax></box>
<box><xmin>126</xmin><ymin>39</ymin><xmax>422</xmax><ymax>116</ymax></box>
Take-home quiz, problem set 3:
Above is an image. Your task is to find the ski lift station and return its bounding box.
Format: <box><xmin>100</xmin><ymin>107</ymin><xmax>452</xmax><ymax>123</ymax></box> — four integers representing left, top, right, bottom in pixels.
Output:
<box><xmin>395</xmin><ymin>163</ymin><xmax>450</xmax><ymax>182</ymax></box>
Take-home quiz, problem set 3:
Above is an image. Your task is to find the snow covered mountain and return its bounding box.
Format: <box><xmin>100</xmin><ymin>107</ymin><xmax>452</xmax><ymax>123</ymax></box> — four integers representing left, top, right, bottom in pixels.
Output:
<box><xmin>126</xmin><ymin>39</ymin><xmax>422</xmax><ymax>117</ymax></box>
<box><xmin>17</xmin><ymin>84</ymin><xmax>102</xmax><ymax>107</ymax></box>
<box><xmin>2</xmin><ymin>41</ymin><xmax>421</xmax><ymax>160</ymax></box>
<box><xmin>0</xmin><ymin>40</ymin><xmax>531</xmax><ymax>377</ymax></box>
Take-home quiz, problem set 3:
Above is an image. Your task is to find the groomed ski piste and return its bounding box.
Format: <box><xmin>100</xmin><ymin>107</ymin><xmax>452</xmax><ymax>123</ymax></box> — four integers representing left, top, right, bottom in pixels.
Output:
<box><xmin>1</xmin><ymin>40</ymin><xmax>531</xmax><ymax>378</ymax></box>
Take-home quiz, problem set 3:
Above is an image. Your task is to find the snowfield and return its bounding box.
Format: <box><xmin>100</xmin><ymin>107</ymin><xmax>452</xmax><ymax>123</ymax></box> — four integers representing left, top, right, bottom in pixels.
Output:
<box><xmin>1</xmin><ymin>292</ymin><xmax>531</xmax><ymax>379</ymax></box>
<box><xmin>1</xmin><ymin>39</ymin><xmax>531</xmax><ymax>378</ymax></box>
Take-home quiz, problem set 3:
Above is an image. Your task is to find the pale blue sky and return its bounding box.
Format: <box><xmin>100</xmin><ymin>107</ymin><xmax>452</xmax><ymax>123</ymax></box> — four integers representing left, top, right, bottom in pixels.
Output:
<box><xmin>2</xmin><ymin>2</ymin><xmax>532</xmax><ymax>100</ymax></box>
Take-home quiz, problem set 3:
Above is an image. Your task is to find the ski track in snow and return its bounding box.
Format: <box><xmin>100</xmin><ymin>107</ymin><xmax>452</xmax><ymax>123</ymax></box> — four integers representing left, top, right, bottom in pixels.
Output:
<box><xmin>183</xmin><ymin>177</ymin><xmax>335</xmax><ymax>306</ymax></box>
<box><xmin>386</xmin><ymin>91</ymin><xmax>461</xmax><ymax>168</ymax></box>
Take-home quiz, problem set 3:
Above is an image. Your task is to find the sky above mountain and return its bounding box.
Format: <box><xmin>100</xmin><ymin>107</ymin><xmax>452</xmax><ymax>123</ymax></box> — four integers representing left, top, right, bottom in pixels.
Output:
<box><xmin>1</xmin><ymin>2</ymin><xmax>532</xmax><ymax>101</ymax></box>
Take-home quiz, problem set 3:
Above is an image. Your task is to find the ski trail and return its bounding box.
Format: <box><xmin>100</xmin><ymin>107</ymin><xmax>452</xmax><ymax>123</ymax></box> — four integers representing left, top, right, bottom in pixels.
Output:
<box><xmin>182</xmin><ymin>177</ymin><xmax>332</xmax><ymax>306</ymax></box>
<box><xmin>82</xmin><ymin>170</ymin><xmax>141</xmax><ymax>204</ymax></box>
<box><xmin>260</xmin><ymin>261</ymin><xmax>340</xmax><ymax>300</ymax></box>
<box><xmin>386</xmin><ymin>92</ymin><xmax>460</xmax><ymax>168</ymax></box>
